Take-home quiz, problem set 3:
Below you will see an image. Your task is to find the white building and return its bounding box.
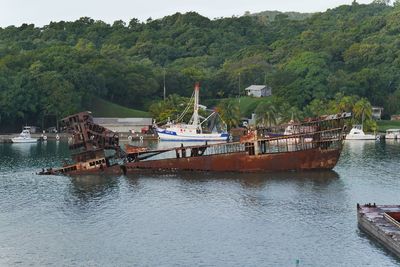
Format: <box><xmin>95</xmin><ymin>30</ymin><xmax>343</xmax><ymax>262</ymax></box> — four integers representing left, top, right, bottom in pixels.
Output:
<box><xmin>245</xmin><ymin>85</ymin><xmax>272</xmax><ymax>97</ymax></box>
<box><xmin>372</xmin><ymin>106</ymin><xmax>383</xmax><ymax>120</ymax></box>
<box><xmin>93</xmin><ymin>117</ymin><xmax>153</xmax><ymax>133</ymax></box>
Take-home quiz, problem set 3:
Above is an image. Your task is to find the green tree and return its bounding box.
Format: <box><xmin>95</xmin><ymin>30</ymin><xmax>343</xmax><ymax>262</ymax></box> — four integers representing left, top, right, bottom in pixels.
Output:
<box><xmin>353</xmin><ymin>98</ymin><xmax>372</xmax><ymax>123</ymax></box>
<box><xmin>216</xmin><ymin>99</ymin><xmax>240</xmax><ymax>130</ymax></box>
<box><xmin>304</xmin><ymin>99</ymin><xmax>328</xmax><ymax>117</ymax></box>
<box><xmin>386</xmin><ymin>88</ymin><xmax>400</xmax><ymax>115</ymax></box>
<box><xmin>255</xmin><ymin>102</ymin><xmax>278</xmax><ymax>127</ymax></box>
<box><xmin>149</xmin><ymin>94</ymin><xmax>191</xmax><ymax>123</ymax></box>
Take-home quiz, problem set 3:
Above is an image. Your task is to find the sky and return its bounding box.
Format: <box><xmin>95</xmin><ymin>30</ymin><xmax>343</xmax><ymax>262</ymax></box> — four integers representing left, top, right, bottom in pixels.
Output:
<box><xmin>0</xmin><ymin>0</ymin><xmax>374</xmax><ymax>27</ymax></box>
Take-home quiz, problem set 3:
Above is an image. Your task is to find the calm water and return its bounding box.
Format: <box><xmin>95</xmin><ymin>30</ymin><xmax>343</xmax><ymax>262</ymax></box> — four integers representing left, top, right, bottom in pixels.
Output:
<box><xmin>1</xmin><ymin>140</ymin><xmax>400</xmax><ymax>266</ymax></box>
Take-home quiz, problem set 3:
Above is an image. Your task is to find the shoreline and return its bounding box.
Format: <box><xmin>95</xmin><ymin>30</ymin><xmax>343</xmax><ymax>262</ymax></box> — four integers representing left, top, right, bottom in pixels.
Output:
<box><xmin>0</xmin><ymin>132</ymin><xmax>158</xmax><ymax>143</ymax></box>
<box><xmin>0</xmin><ymin>133</ymin><xmax>69</xmax><ymax>143</ymax></box>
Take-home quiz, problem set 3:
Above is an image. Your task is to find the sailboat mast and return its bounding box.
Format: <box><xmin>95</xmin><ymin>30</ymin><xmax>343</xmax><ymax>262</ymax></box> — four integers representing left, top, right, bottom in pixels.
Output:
<box><xmin>193</xmin><ymin>82</ymin><xmax>200</xmax><ymax>128</ymax></box>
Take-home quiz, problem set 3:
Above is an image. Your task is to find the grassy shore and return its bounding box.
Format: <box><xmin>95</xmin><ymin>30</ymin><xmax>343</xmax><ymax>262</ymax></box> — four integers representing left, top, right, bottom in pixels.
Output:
<box><xmin>87</xmin><ymin>97</ymin><xmax>150</xmax><ymax>118</ymax></box>
<box><xmin>377</xmin><ymin>120</ymin><xmax>400</xmax><ymax>132</ymax></box>
<box><xmin>203</xmin><ymin>96</ymin><xmax>266</xmax><ymax>117</ymax></box>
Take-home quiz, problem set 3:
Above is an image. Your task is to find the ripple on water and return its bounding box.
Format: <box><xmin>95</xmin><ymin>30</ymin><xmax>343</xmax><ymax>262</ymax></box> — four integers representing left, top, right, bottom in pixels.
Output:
<box><xmin>1</xmin><ymin>141</ymin><xmax>400</xmax><ymax>266</ymax></box>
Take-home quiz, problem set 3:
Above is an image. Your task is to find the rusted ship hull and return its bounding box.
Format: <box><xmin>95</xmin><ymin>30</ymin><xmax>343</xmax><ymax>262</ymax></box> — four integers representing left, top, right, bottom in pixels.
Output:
<box><xmin>125</xmin><ymin>147</ymin><xmax>341</xmax><ymax>172</ymax></box>
<box><xmin>38</xmin><ymin>158</ymin><xmax>126</xmax><ymax>176</ymax></box>
<box><xmin>44</xmin><ymin>164</ymin><xmax>125</xmax><ymax>176</ymax></box>
<box><xmin>38</xmin><ymin>111</ymin><xmax>351</xmax><ymax>176</ymax></box>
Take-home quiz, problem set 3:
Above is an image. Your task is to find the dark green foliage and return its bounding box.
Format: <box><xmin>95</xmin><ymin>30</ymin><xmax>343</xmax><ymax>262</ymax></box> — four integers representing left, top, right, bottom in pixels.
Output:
<box><xmin>250</xmin><ymin>11</ymin><xmax>314</xmax><ymax>22</ymax></box>
<box><xmin>1</xmin><ymin>3</ymin><xmax>400</xmax><ymax>131</ymax></box>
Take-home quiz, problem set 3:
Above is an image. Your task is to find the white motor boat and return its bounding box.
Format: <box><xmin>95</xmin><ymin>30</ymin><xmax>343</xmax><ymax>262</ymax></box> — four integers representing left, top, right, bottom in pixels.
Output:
<box><xmin>385</xmin><ymin>129</ymin><xmax>400</xmax><ymax>139</ymax></box>
<box><xmin>11</xmin><ymin>129</ymin><xmax>38</xmax><ymax>143</ymax></box>
<box><xmin>275</xmin><ymin>121</ymin><xmax>313</xmax><ymax>144</ymax></box>
<box><xmin>345</xmin><ymin>125</ymin><xmax>377</xmax><ymax>140</ymax></box>
<box><xmin>156</xmin><ymin>83</ymin><xmax>228</xmax><ymax>141</ymax></box>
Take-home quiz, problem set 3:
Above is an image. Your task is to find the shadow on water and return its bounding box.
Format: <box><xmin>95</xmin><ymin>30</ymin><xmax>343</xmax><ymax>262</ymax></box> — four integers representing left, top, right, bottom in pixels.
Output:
<box><xmin>65</xmin><ymin>174</ymin><xmax>121</xmax><ymax>209</ymax></box>
<box><xmin>357</xmin><ymin>229</ymin><xmax>400</xmax><ymax>263</ymax></box>
<box><xmin>124</xmin><ymin>169</ymin><xmax>340</xmax><ymax>189</ymax></box>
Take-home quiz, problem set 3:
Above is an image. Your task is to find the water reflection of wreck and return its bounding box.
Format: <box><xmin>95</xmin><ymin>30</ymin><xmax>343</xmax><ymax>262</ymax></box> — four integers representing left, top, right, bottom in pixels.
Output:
<box><xmin>39</xmin><ymin>111</ymin><xmax>351</xmax><ymax>175</ymax></box>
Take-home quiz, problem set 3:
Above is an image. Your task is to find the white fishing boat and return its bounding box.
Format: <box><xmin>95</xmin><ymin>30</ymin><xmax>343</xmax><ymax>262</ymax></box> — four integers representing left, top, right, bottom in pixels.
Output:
<box><xmin>156</xmin><ymin>83</ymin><xmax>228</xmax><ymax>141</ymax></box>
<box><xmin>385</xmin><ymin>129</ymin><xmax>400</xmax><ymax>139</ymax></box>
<box><xmin>345</xmin><ymin>125</ymin><xmax>377</xmax><ymax>140</ymax></box>
<box><xmin>11</xmin><ymin>129</ymin><xmax>38</xmax><ymax>143</ymax></box>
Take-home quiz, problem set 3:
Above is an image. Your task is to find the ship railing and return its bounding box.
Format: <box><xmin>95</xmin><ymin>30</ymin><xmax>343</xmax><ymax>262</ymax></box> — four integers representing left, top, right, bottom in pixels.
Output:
<box><xmin>383</xmin><ymin>213</ymin><xmax>400</xmax><ymax>229</ymax></box>
<box><xmin>255</xmin><ymin>127</ymin><xmax>343</xmax><ymax>154</ymax></box>
<box><xmin>137</xmin><ymin>127</ymin><xmax>344</xmax><ymax>161</ymax></box>
<box><xmin>258</xmin><ymin>112</ymin><xmax>351</xmax><ymax>135</ymax></box>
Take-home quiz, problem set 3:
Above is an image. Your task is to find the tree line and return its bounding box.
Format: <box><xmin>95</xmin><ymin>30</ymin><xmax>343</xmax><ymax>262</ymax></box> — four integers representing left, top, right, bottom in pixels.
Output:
<box><xmin>1</xmin><ymin>1</ymin><xmax>400</xmax><ymax>131</ymax></box>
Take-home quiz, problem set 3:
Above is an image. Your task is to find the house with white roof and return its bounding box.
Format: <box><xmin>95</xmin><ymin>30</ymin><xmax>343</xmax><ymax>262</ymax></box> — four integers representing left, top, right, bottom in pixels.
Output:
<box><xmin>245</xmin><ymin>85</ymin><xmax>272</xmax><ymax>97</ymax></box>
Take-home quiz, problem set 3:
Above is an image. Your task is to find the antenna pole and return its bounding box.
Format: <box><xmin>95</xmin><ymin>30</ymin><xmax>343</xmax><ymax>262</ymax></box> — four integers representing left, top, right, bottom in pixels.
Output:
<box><xmin>163</xmin><ymin>68</ymin><xmax>166</xmax><ymax>101</ymax></box>
<box><xmin>193</xmin><ymin>82</ymin><xmax>200</xmax><ymax>129</ymax></box>
<box><xmin>238</xmin><ymin>72</ymin><xmax>241</xmax><ymax>101</ymax></box>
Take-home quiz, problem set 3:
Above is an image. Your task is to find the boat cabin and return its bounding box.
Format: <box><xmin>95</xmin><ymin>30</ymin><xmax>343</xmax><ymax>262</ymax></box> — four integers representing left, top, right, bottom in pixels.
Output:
<box><xmin>385</xmin><ymin>129</ymin><xmax>400</xmax><ymax>139</ymax></box>
<box><xmin>23</xmin><ymin>126</ymin><xmax>40</xmax><ymax>133</ymax></box>
<box><xmin>57</xmin><ymin>157</ymin><xmax>107</xmax><ymax>174</ymax></box>
<box><xmin>349</xmin><ymin>125</ymin><xmax>363</xmax><ymax>135</ymax></box>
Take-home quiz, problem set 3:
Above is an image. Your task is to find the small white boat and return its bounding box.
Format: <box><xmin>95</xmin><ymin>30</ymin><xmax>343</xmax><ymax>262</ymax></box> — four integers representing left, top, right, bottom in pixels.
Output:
<box><xmin>345</xmin><ymin>125</ymin><xmax>377</xmax><ymax>140</ymax></box>
<box><xmin>156</xmin><ymin>83</ymin><xmax>228</xmax><ymax>142</ymax></box>
<box><xmin>385</xmin><ymin>129</ymin><xmax>400</xmax><ymax>139</ymax></box>
<box><xmin>11</xmin><ymin>129</ymin><xmax>38</xmax><ymax>143</ymax></box>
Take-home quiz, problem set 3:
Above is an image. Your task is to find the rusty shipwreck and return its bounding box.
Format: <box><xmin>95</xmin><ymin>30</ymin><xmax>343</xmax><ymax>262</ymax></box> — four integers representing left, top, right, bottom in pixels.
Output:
<box><xmin>38</xmin><ymin>112</ymin><xmax>125</xmax><ymax>175</ymax></box>
<box><xmin>38</xmin><ymin>111</ymin><xmax>351</xmax><ymax>175</ymax></box>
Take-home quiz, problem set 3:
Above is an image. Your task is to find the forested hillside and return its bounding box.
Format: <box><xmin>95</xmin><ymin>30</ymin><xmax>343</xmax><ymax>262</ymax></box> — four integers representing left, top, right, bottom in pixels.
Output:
<box><xmin>1</xmin><ymin>1</ymin><xmax>400</xmax><ymax>130</ymax></box>
<box><xmin>250</xmin><ymin>10</ymin><xmax>314</xmax><ymax>21</ymax></box>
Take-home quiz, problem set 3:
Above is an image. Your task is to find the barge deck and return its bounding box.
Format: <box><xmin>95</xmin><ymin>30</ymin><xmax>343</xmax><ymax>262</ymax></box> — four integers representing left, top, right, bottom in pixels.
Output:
<box><xmin>357</xmin><ymin>204</ymin><xmax>400</xmax><ymax>258</ymax></box>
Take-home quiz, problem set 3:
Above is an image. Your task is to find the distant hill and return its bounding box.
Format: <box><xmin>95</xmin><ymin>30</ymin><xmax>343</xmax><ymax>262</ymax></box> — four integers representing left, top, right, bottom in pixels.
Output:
<box><xmin>2</xmin><ymin>2</ymin><xmax>400</xmax><ymax>130</ymax></box>
<box><xmin>87</xmin><ymin>97</ymin><xmax>151</xmax><ymax>118</ymax></box>
<box><xmin>249</xmin><ymin>10</ymin><xmax>314</xmax><ymax>21</ymax></box>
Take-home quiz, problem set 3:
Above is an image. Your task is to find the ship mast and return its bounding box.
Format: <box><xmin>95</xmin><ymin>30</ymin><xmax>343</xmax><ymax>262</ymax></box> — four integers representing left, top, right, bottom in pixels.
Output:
<box><xmin>192</xmin><ymin>82</ymin><xmax>200</xmax><ymax>130</ymax></box>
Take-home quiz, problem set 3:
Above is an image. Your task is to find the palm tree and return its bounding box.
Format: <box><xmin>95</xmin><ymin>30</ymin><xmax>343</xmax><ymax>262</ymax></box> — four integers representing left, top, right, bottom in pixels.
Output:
<box><xmin>304</xmin><ymin>99</ymin><xmax>327</xmax><ymax>117</ymax></box>
<box><xmin>353</xmin><ymin>98</ymin><xmax>372</xmax><ymax>124</ymax></box>
<box><xmin>336</xmin><ymin>95</ymin><xmax>357</xmax><ymax>113</ymax></box>
<box><xmin>149</xmin><ymin>94</ymin><xmax>194</xmax><ymax>124</ymax></box>
<box><xmin>255</xmin><ymin>102</ymin><xmax>278</xmax><ymax>127</ymax></box>
<box><xmin>216</xmin><ymin>99</ymin><xmax>240</xmax><ymax>130</ymax></box>
<box><xmin>279</xmin><ymin>105</ymin><xmax>303</xmax><ymax>123</ymax></box>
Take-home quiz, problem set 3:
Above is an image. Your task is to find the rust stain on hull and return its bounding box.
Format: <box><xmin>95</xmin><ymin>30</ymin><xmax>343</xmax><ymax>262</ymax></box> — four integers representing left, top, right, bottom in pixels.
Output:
<box><xmin>125</xmin><ymin>148</ymin><xmax>341</xmax><ymax>172</ymax></box>
<box><xmin>64</xmin><ymin>165</ymin><xmax>124</xmax><ymax>176</ymax></box>
<box><xmin>38</xmin><ymin>111</ymin><xmax>351</xmax><ymax>176</ymax></box>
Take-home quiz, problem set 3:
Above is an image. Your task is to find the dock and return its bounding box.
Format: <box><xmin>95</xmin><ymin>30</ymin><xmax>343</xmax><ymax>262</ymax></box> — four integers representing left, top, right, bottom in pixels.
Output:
<box><xmin>0</xmin><ymin>135</ymin><xmax>13</xmax><ymax>143</ymax></box>
<box><xmin>0</xmin><ymin>133</ymin><xmax>69</xmax><ymax>143</ymax></box>
<box><xmin>125</xmin><ymin>133</ymin><xmax>159</xmax><ymax>141</ymax></box>
<box><xmin>0</xmin><ymin>132</ymin><xmax>158</xmax><ymax>143</ymax></box>
<box><xmin>357</xmin><ymin>203</ymin><xmax>400</xmax><ymax>258</ymax></box>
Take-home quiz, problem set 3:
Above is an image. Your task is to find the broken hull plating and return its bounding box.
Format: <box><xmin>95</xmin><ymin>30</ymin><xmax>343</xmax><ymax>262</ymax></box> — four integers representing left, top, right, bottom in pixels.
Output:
<box><xmin>38</xmin><ymin>111</ymin><xmax>351</xmax><ymax>176</ymax></box>
<box><xmin>124</xmin><ymin>147</ymin><xmax>341</xmax><ymax>173</ymax></box>
<box><xmin>39</xmin><ymin>163</ymin><xmax>125</xmax><ymax>176</ymax></box>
